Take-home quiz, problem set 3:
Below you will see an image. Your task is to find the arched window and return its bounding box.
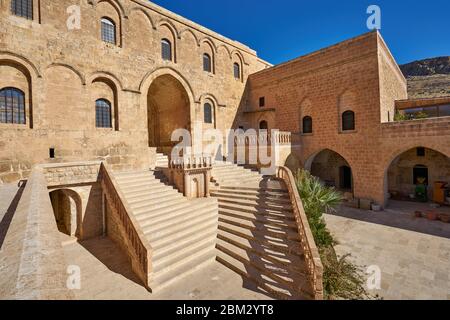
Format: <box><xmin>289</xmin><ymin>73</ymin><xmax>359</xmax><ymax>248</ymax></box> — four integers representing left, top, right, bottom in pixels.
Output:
<box><xmin>95</xmin><ymin>99</ymin><xmax>112</xmax><ymax>128</ymax></box>
<box><xmin>203</xmin><ymin>54</ymin><xmax>212</xmax><ymax>73</ymax></box>
<box><xmin>302</xmin><ymin>116</ymin><xmax>312</xmax><ymax>134</ymax></box>
<box><xmin>161</xmin><ymin>39</ymin><xmax>172</xmax><ymax>61</ymax></box>
<box><xmin>11</xmin><ymin>0</ymin><xmax>33</xmax><ymax>20</ymax></box>
<box><xmin>233</xmin><ymin>63</ymin><xmax>241</xmax><ymax>80</ymax></box>
<box><xmin>342</xmin><ymin>110</ymin><xmax>355</xmax><ymax>131</ymax></box>
<box><xmin>0</xmin><ymin>87</ymin><xmax>26</xmax><ymax>124</ymax></box>
<box><xmin>101</xmin><ymin>18</ymin><xmax>116</xmax><ymax>45</ymax></box>
<box><xmin>259</xmin><ymin>120</ymin><xmax>268</xmax><ymax>130</ymax></box>
<box><xmin>204</xmin><ymin>103</ymin><xmax>213</xmax><ymax>124</ymax></box>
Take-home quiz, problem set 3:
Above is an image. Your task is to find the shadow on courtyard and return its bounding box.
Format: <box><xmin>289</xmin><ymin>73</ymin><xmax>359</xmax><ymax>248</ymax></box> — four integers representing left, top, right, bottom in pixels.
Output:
<box><xmin>0</xmin><ymin>182</ymin><xmax>26</xmax><ymax>250</ymax></box>
<box><xmin>79</xmin><ymin>237</ymin><xmax>144</xmax><ymax>287</ymax></box>
<box><xmin>332</xmin><ymin>200</ymin><xmax>450</xmax><ymax>240</ymax></box>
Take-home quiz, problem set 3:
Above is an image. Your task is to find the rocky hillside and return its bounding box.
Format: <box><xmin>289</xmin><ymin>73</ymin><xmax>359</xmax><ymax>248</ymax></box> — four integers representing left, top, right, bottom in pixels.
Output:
<box><xmin>400</xmin><ymin>57</ymin><xmax>450</xmax><ymax>99</ymax></box>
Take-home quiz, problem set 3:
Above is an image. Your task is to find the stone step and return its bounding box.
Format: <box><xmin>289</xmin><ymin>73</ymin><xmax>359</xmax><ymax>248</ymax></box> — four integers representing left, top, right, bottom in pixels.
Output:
<box><xmin>151</xmin><ymin>219</ymin><xmax>218</xmax><ymax>250</ymax></box>
<box><xmin>218</xmin><ymin>203</ymin><xmax>295</xmax><ymax>220</ymax></box>
<box><xmin>129</xmin><ymin>193</ymin><xmax>184</xmax><ymax>211</ymax></box>
<box><xmin>215</xmin><ymin>196</ymin><xmax>294</xmax><ymax>212</ymax></box>
<box><xmin>219</xmin><ymin>207</ymin><xmax>297</xmax><ymax>227</ymax></box>
<box><xmin>143</xmin><ymin>206</ymin><xmax>217</xmax><ymax>234</ymax></box>
<box><xmin>217</xmin><ymin>230</ymin><xmax>306</xmax><ymax>272</ymax></box>
<box><xmin>120</xmin><ymin>180</ymin><xmax>164</xmax><ymax>192</ymax></box>
<box><xmin>133</xmin><ymin>197</ymin><xmax>187</xmax><ymax>215</ymax></box>
<box><xmin>151</xmin><ymin>248</ymin><xmax>216</xmax><ymax>291</ymax></box>
<box><xmin>218</xmin><ymin>224</ymin><xmax>303</xmax><ymax>253</ymax></box>
<box><xmin>128</xmin><ymin>190</ymin><xmax>182</xmax><ymax>206</ymax></box>
<box><xmin>211</xmin><ymin>188</ymin><xmax>290</xmax><ymax>199</ymax></box>
<box><xmin>125</xmin><ymin>187</ymin><xmax>178</xmax><ymax>202</ymax></box>
<box><xmin>219</xmin><ymin>217</ymin><xmax>301</xmax><ymax>241</ymax></box>
<box><xmin>138</xmin><ymin>200</ymin><xmax>216</xmax><ymax>227</ymax></box>
<box><xmin>135</xmin><ymin>199</ymin><xmax>209</xmax><ymax>222</ymax></box>
<box><xmin>216</xmin><ymin>245</ymin><xmax>302</xmax><ymax>300</ymax></box>
<box><xmin>217</xmin><ymin>240</ymin><xmax>309</xmax><ymax>297</ymax></box>
<box><xmin>153</xmin><ymin>227</ymin><xmax>217</xmax><ymax>261</ymax></box>
<box><xmin>211</xmin><ymin>191</ymin><xmax>292</xmax><ymax>205</ymax></box>
<box><xmin>146</xmin><ymin>210</ymin><xmax>218</xmax><ymax>241</ymax></box>
<box><xmin>153</xmin><ymin>235</ymin><xmax>217</xmax><ymax>273</ymax></box>
<box><xmin>218</xmin><ymin>185</ymin><xmax>288</xmax><ymax>193</ymax></box>
<box><xmin>114</xmin><ymin>171</ymin><xmax>153</xmax><ymax>179</ymax></box>
<box><xmin>219</xmin><ymin>210</ymin><xmax>298</xmax><ymax>231</ymax></box>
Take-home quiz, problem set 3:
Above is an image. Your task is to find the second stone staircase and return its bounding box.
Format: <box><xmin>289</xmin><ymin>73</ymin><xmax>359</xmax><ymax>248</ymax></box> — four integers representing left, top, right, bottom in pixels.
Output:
<box><xmin>113</xmin><ymin>170</ymin><xmax>218</xmax><ymax>291</ymax></box>
<box><xmin>210</xmin><ymin>166</ymin><xmax>311</xmax><ymax>299</ymax></box>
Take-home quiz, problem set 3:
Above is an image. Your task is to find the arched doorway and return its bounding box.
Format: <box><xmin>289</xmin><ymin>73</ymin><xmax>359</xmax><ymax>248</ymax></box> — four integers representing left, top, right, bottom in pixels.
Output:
<box><xmin>306</xmin><ymin>149</ymin><xmax>353</xmax><ymax>192</ymax></box>
<box><xmin>49</xmin><ymin>189</ymin><xmax>82</xmax><ymax>238</ymax></box>
<box><xmin>386</xmin><ymin>147</ymin><xmax>450</xmax><ymax>202</ymax></box>
<box><xmin>147</xmin><ymin>74</ymin><xmax>191</xmax><ymax>154</ymax></box>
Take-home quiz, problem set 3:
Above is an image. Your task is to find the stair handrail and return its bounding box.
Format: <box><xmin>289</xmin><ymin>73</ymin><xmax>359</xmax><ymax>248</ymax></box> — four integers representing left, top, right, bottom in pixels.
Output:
<box><xmin>99</xmin><ymin>163</ymin><xmax>152</xmax><ymax>289</ymax></box>
<box><xmin>168</xmin><ymin>154</ymin><xmax>214</xmax><ymax>170</ymax></box>
<box><xmin>276</xmin><ymin>166</ymin><xmax>324</xmax><ymax>300</ymax></box>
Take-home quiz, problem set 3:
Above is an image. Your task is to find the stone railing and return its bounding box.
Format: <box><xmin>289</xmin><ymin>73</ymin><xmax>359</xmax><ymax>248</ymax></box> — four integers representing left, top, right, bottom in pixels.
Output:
<box><xmin>168</xmin><ymin>154</ymin><xmax>214</xmax><ymax>170</ymax></box>
<box><xmin>167</xmin><ymin>154</ymin><xmax>213</xmax><ymax>199</ymax></box>
<box><xmin>234</xmin><ymin>131</ymin><xmax>292</xmax><ymax>146</ymax></box>
<box><xmin>99</xmin><ymin>163</ymin><xmax>152</xmax><ymax>289</ymax></box>
<box><xmin>276</xmin><ymin>166</ymin><xmax>324</xmax><ymax>300</ymax></box>
<box><xmin>0</xmin><ymin>166</ymin><xmax>74</xmax><ymax>299</ymax></box>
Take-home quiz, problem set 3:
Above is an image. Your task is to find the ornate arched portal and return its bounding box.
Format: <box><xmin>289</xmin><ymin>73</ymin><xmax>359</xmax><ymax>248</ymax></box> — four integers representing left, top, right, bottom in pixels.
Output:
<box><xmin>146</xmin><ymin>74</ymin><xmax>191</xmax><ymax>154</ymax></box>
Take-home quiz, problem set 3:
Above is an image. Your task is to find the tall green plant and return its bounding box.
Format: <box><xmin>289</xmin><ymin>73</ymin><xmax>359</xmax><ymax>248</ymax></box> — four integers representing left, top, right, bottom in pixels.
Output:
<box><xmin>295</xmin><ymin>169</ymin><xmax>342</xmax><ymax>248</ymax></box>
<box><xmin>294</xmin><ymin>169</ymin><xmax>376</xmax><ymax>300</ymax></box>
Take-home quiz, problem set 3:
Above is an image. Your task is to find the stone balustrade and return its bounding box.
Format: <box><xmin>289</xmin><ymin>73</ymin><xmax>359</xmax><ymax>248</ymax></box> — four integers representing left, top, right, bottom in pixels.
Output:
<box><xmin>276</xmin><ymin>166</ymin><xmax>324</xmax><ymax>300</ymax></box>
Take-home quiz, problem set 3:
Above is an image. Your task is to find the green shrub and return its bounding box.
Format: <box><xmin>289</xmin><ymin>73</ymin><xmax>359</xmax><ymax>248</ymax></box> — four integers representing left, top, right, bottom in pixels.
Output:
<box><xmin>294</xmin><ymin>169</ymin><xmax>377</xmax><ymax>300</ymax></box>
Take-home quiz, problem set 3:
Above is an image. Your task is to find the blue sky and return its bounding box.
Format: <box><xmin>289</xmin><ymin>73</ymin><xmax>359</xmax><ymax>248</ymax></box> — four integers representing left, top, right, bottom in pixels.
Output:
<box><xmin>150</xmin><ymin>0</ymin><xmax>450</xmax><ymax>65</ymax></box>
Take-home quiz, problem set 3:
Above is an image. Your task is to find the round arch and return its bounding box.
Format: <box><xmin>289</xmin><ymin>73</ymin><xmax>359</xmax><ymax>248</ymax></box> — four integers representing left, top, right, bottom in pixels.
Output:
<box><xmin>304</xmin><ymin>148</ymin><xmax>354</xmax><ymax>192</ymax></box>
<box><xmin>144</xmin><ymin>72</ymin><xmax>193</xmax><ymax>153</ymax></box>
<box><xmin>46</xmin><ymin>63</ymin><xmax>86</xmax><ymax>85</ymax></box>
<box><xmin>49</xmin><ymin>189</ymin><xmax>83</xmax><ymax>238</ymax></box>
<box><xmin>384</xmin><ymin>146</ymin><xmax>450</xmax><ymax>203</ymax></box>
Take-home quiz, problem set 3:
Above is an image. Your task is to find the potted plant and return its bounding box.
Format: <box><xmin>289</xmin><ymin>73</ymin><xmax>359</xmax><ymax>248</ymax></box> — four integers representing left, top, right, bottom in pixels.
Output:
<box><xmin>426</xmin><ymin>211</ymin><xmax>438</xmax><ymax>221</ymax></box>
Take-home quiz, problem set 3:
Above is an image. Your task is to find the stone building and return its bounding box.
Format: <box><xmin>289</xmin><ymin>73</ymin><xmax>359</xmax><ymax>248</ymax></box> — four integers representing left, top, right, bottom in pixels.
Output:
<box><xmin>0</xmin><ymin>0</ymin><xmax>449</xmax><ymax>299</ymax></box>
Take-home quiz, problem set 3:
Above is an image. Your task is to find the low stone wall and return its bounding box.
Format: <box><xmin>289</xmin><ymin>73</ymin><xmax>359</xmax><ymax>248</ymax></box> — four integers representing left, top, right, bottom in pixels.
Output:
<box><xmin>0</xmin><ymin>167</ymin><xmax>74</xmax><ymax>299</ymax></box>
<box><xmin>42</xmin><ymin>162</ymin><xmax>102</xmax><ymax>187</ymax></box>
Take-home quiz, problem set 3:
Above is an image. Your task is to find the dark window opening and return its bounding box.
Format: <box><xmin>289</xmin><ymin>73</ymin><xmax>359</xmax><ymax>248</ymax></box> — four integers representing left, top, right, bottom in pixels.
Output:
<box><xmin>203</xmin><ymin>54</ymin><xmax>212</xmax><ymax>73</ymax></box>
<box><xmin>259</xmin><ymin>97</ymin><xmax>265</xmax><ymax>108</ymax></box>
<box><xmin>342</xmin><ymin>110</ymin><xmax>355</xmax><ymax>131</ymax></box>
<box><xmin>0</xmin><ymin>87</ymin><xmax>26</xmax><ymax>124</ymax></box>
<box><xmin>101</xmin><ymin>18</ymin><xmax>116</xmax><ymax>45</ymax></box>
<box><xmin>11</xmin><ymin>0</ymin><xmax>33</xmax><ymax>20</ymax></box>
<box><xmin>49</xmin><ymin>148</ymin><xmax>55</xmax><ymax>159</ymax></box>
<box><xmin>417</xmin><ymin>147</ymin><xmax>425</xmax><ymax>157</ymax></box>
<box><xmin>233</xmin><ymin>63</ymin><xmax>240</xmax><ymax>80</ymax></box>
<box><xmin>413</xmin><ymin>165</ymin><xmax>428</xmax><ymax>185</ymax></box>
<box><xmin>161</xmin><ymin>39</ymin><xmax>172</xmax><ymax>61</ymax></box>
<box><xmin>95</xmin><ymin>99</ymin><xmax>112</xmax><ymax>128</ymax></box>
<box><xmin>204</xmin><ymin>103</ymin><xmax>213</xmax><ymax>124</ymax></box>
<box><xmin>302</xmin><ymin>116</ymin><xmax>313</xmax><ymax>134</ymax></box>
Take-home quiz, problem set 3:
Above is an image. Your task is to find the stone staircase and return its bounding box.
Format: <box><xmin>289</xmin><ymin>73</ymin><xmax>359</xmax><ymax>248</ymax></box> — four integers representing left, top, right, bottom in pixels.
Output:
<box><xmin>210</xmin><ymin>166</ymin><xmax>310</xmax><ymax>299</ymax></box>
<box><xmin>211</xmin><ymin>162</ymin><xmax>263</xmax><ymax>187</ymax></box>
<box><xmin>113</xmin><ymin>170</ymin><xmax>218</xmax><ymax>291</ymax></box>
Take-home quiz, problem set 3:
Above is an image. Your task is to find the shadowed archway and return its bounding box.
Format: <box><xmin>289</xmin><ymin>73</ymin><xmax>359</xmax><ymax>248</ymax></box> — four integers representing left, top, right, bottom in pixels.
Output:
<box><xmin>147</xmin><ymin>74</ymin><xmax>191</xmax><ymax>154</ymax></box>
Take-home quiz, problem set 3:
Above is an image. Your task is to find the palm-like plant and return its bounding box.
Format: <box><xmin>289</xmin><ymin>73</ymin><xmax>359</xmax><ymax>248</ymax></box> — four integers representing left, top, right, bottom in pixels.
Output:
<box><xmin>295</xmin><ymin>169</ymin><xmax>342</xmax><ymax>248</ymax></box>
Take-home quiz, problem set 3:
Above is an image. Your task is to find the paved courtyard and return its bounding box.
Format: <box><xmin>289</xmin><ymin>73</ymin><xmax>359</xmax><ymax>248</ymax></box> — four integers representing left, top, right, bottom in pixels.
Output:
<box><xmin>325</xmin><ymin>200</ymin><xmax>450</xmax><ymax>300</ymax></box>
<box><xmin>61</xmin><ymin>236</ymin><xmax>273</xmax><ymax>300</ymax></box>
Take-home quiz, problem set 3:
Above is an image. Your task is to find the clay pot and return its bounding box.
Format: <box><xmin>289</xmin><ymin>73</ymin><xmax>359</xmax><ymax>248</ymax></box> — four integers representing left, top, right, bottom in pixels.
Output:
<box><xmin>414</xmin><ymin>211</ymin><xmax>422</xmax><ymax>218</ymax></box>
<box><xmin>426</xmin><ymin>212</ymin><xmax>438</xmax><ymax>221</ymax></box>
